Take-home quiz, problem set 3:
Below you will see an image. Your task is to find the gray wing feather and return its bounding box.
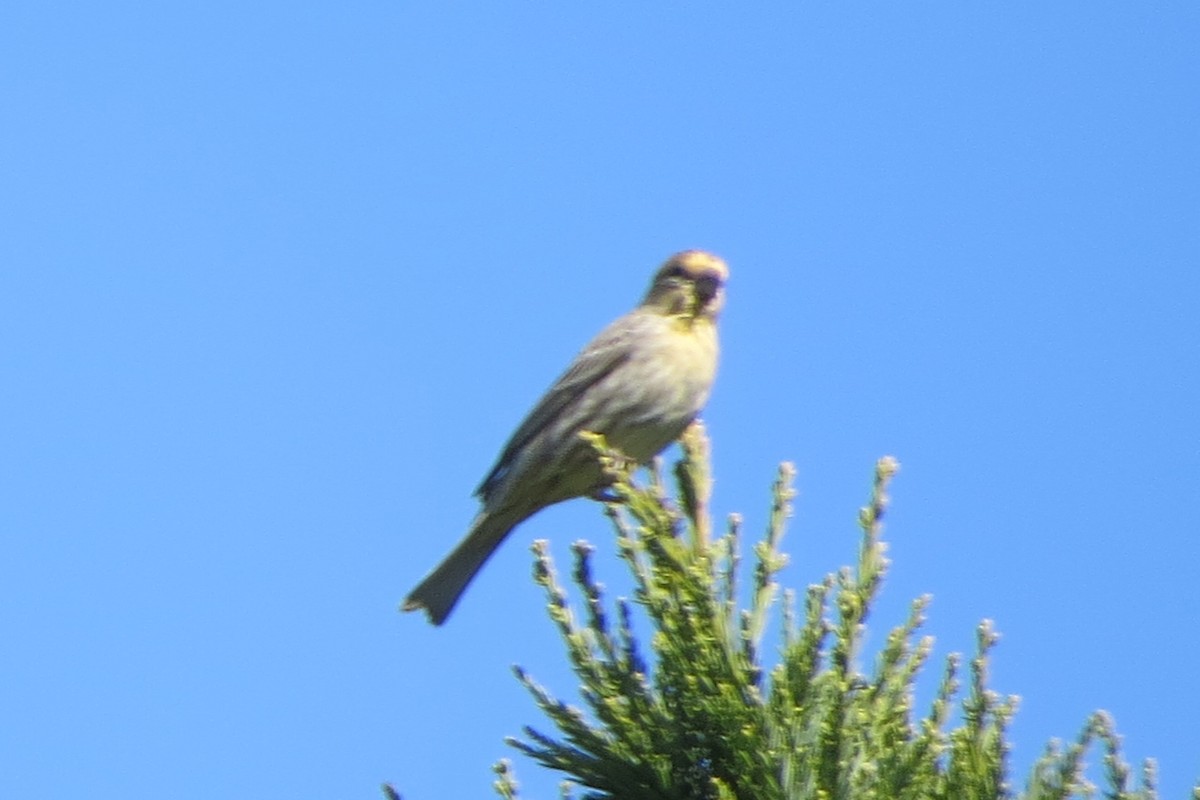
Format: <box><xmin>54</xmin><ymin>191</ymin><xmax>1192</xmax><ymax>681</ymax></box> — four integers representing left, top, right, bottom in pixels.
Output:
<box><xmin>474</xmin><ymin>316</ymin><xmax>641</xmax><ymax>500</ymax></box>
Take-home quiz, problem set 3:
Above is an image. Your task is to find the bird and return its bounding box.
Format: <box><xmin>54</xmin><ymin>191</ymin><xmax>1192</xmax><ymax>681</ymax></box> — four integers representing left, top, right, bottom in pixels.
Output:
<box><xmin>402</xmin><ymin>250</ymin><xmax>728</xmax><ymax>625</ymax></box>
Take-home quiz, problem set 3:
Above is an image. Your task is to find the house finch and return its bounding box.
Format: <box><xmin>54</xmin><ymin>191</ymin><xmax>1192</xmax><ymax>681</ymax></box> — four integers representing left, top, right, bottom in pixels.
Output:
<box><xmin>403</xmin><ymin>250</ymin><xmax>728</xmax><ymax>625</ymax></box>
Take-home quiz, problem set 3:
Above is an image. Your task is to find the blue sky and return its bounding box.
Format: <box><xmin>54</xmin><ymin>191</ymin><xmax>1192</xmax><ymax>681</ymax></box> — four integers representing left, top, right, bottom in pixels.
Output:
<box><xmin>3</xmin><ymin>3</ymin><xmax>1198</xmax><ymax>798</ymax></box>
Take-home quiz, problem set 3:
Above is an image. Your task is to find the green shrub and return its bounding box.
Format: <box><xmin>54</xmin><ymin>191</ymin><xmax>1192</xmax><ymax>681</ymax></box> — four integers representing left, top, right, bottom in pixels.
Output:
<box><xmin>492</xmin><ymin>424</ymin><xmax>1189</xmax><ymax>800</ymax></box>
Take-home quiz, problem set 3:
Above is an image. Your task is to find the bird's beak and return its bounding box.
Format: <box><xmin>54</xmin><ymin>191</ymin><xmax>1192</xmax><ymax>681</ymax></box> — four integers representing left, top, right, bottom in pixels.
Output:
<box><xmin>695</xmin><ymin>274</ymin><xmax>723</xmax><ymax>305</ymax></box>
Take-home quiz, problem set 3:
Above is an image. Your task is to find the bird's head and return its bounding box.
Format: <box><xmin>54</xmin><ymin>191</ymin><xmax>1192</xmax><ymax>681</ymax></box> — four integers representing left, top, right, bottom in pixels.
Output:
<box><xmin>641</xmin><ymin>250</ymin><xmax>729</xmax><ymax>320</ymax></box>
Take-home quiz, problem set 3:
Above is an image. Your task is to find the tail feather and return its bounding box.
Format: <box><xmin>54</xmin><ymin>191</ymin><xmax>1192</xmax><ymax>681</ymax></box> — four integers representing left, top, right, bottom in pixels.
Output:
<box><xmin>401</xmin><ymin>510</ymin><xmax>519</xmax><ymax>625</ymax></box>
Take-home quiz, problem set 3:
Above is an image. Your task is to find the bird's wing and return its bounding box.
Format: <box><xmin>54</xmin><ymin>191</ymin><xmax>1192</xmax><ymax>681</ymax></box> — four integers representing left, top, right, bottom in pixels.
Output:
<box><xmin>474</xmin><ymin>315</ymin><xmax>641</xmax><ymax>501</ymax></box>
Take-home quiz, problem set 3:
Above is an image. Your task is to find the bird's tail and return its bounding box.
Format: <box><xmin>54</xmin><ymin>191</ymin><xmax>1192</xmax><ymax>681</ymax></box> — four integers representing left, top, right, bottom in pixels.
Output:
<box><xmin>401</xmin><ymin>509</ymin><xmax>519</xmax><ymax>625</ymax></box>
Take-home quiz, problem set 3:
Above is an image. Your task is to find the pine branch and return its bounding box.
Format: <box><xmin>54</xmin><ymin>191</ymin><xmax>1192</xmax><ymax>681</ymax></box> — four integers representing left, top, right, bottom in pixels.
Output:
<box><xmin>491</xmin><ymin>429</ymin><xmax>1193</xmax><ymax>800</ymax></box>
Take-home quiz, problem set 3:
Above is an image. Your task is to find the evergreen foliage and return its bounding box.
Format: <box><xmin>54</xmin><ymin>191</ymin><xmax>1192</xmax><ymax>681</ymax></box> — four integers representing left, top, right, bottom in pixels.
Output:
<box><xmin>491</xmin><ymin>424</ymin><xmax>1192</xmax><ymax>800</ymax></box>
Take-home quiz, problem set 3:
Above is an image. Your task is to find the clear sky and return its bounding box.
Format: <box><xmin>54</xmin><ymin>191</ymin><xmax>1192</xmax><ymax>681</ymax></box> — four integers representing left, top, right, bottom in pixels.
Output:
<box><xmin>3</xmin><ymin>3</ymin><xmax>1197</xmax><ymax>798</ymax></box>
